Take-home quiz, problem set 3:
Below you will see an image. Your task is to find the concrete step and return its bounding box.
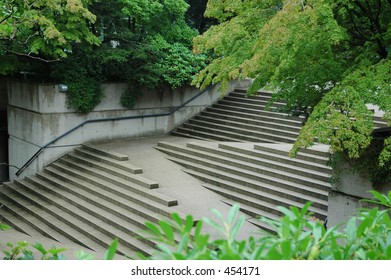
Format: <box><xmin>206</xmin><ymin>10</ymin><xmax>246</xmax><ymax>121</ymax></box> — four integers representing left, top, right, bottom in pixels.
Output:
<box><xmin>228</xmin><ymin>91</ymin><xmax>276</xmax><ymax>102</ymax></box>
<box><xmin>206</xmin><ymin>107</ymin><xmax>303</xmax><ymax>127</ymax></box>
<box><xmin>187</xmin><ymin>167</ymin><xmax>327</xmax><ymax>208</ymax></box>
<box><xmin>202</xmin><ymin>183</ymin><xmax>327</xmax><ymax>220</ymax></box>
<box><xmin>184</xmin><ymin>142</ymin><xmax>331</xmax><ymax>181</ymax></box>
<box><xmin>6</xmin><ymin>180</ymin><xmax>154</xmax><ymax>256</ymax></box>
<box><xmin>169</xmin><ymin>159</ymin><xmax>329</xmax><ymax>212</ymax></box>
<box><xmin>182</xmin><ymin>121</ymin><xmax>295</xmax><ymax>143</ymax></box>
<box><xmin>222</xmin><ymin>199</ymin><xmax>278</xmax><ymax>233</ymax></box>
<box><xmin>192</xmin><ymin>115</ymin><xmax>300</xmax><ymax>138</ymax></box>
<box><xmin>74</xmin><ymin>147</ymin><xmax>143</xmax><ymax>174</ymax></box>
<box><xmin>254</xmin><ymin>144</ymin><xmax>330</xmax><ymax>161</ymax></box>
<box><xmin>39</xmin><ymin>167</ymin><xmax>180</xmax><ymax>221</ymax></box>
<box><xmin>223</xmin><ymin>95</ymin><xmax>286</xmax><ymax>109</ymax></box>
<box><xmin>210</xmin><ymin>102</ymin><xmax>304</xmax><ymax>122</ymax></box>
<box><xmin>0</xmin><ymin>183</ymin><xmax>102</xmax><ymax>252</ymax></box>
<box><xmin>158</xmin><ymin>147</ymin><xmax>330</xmax><ymax>192</ymax></box>
<box><xmin>175</xmin><ymin>127</ymin><xmax>248</xmax><ymax>142</ymax></box>
<box><xmin>202</xmin><ymin>174</ymin><xmax>327</xmax><ymax>210</ymax></box>
<box><xmin>200</xmin><ymin>110</ymin><xmax>302</xmax><ymax>132</ymax></box>
<box><xmin>50</xmin><ymin>161</ymin><xmax>177</xmax><ymax>207</ymax></box>
<box><xmin>82</xmin><ymin>143</ymin><xmax>129</xmax><ymax>161</ymax></box>
<box><xmin>65</xmin><ymin>153</ymin><xmax>156</xmax><ymax>189</ymax></box>
<box><xmin>59</xmin><ymin>156</ymin><xmax>158</xmax><ymax>190</ymax></box>
<box><xmin>217</xmin><ymin>99</ymin><xmax>305</xmax><ymax>120</ymax></box>
<box><xmin>181</xmin><ymin>166</ymin><xmax>328</xmax><ymax>211</ymax></box>
<box><xmin>234</xmin><ymin>89</ymin><xmax>274</xmax><ymax>97</ymax></box>
<box><xmin>170</xmin><ymin>131</ymin><xmax>214</xmax><ymax>141</ymax></box>
<box><xmin>218</xmin><ymin>143</ymin><xmax>331</xmax><ymax>173</ymax></box>
<box><xmin>226</xmin><ymin>143</ymin><xmax>329</xmax><ymax>165</ymax></box>
<box><xmin>23</xmin><ymin>176</ymin><xmax>157</xmax><ymax>249</ymax></box>
<box><xmin>26</xmin><ymin>175</ymin><xmax>154</xmax><ymax>232</ymax></box>
<box><xmin>0</xmin><ymin>194</ymin><xmax>61</xmax><ymax>240</ymax></box>
<box><xmin>157</xmin><ymin>142</ymin><xmax>330</xmax><ymax>184</ymax></box>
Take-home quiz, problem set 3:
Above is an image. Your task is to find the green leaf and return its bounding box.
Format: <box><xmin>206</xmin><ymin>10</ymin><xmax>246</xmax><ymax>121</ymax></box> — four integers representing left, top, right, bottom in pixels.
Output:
<box><xmin>171</xmin><ymin>212</ymin><xmax>183</xmax><ymax>227</ymax></box>
<box><xmin>231</xmin><ymin>215</ymin><xmax>244</xmax><ymax>241</ymax></box>
<box><xmin>227</xmin><ymin>204</ymin><xmax>241</xmax><ymax>225</ymax></box>
<box><xmin>104</xmin><ymin>239</ymin><xmax>118</xmax><ymax>260</ymax></box>
<box><xmin>0</xmin><ymin>224</ymin><xmax>11</xmax><ymax>231</ymax></box>
<box><xmin>145</xmin><ymin>222</ymin><xmax>163</xmax><ymax>238</ymax></box>
<box><xmin>159</xmin><ymin>220</ymin><xmax>174</xmax><ymax>242</ymax></box>
<box><xmin>346</xmin><ymin>218</ymin><xmax>357</xmax><ymax>243</ymax></box>
<box><xmin>75</xmin><ymin>250</ymin><xmax>94</xmax><ymax>260</ymax></box>
<box><xmin>33</xmin><ymin>243</ymin><xmax>47</xmax><ymax>255</ymax></box>
<box><xmin>184</xmin><ymin>215</ymin><xmax>194</xmax><ymax>234</ymax></box>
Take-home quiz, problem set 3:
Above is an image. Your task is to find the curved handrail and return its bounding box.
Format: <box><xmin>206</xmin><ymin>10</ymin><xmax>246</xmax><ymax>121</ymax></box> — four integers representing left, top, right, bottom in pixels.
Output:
<box><xmin>15</xmin><ymin>84</ymin><xmax>215</xmax><ymax>176</ymax></box>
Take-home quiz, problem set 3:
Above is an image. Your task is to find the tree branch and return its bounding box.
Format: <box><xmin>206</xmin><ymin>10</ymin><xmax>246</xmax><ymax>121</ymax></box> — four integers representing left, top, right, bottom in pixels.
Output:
<box><xmin>0</xmin><ymin>13</ymin><xmax>13</xmax><ymax>25</ymax></box>
<box><xmin>3</xmin><ymin>47</ymin><xmax>62</xmax><ymax>63</ymax></box>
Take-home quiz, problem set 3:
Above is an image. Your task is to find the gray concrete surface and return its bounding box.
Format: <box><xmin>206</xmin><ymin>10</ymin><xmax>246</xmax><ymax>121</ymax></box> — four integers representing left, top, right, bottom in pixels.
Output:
<box><xmin>91</xmin><ymin>135</ymin><xmax>259</xmax><ymax>240</ymax></box>
<box><xmin>1</xmin><ymin>135</ymin><xmax>260</xmax><ymax>259</ymax></box>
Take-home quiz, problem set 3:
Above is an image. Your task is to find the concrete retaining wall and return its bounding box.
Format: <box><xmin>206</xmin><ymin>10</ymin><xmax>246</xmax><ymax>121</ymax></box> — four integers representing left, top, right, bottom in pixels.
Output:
<box><xmin>327</xmin><ymin>161</ymin><xmax>391</xmax><ymax>227</ymax></box>
<box><xmin>0</xmin><ymin>78</ymin><xmax>8</xmax><ymax>183</ymax></box>
<box><xmin>8</xmin><ymin>80</ymin><xmax>251</xmax><ymax>180</ymax></box>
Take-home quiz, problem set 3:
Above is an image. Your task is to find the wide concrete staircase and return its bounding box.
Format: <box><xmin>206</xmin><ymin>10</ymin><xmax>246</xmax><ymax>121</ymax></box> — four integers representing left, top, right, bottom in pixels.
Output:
<box><xmin>171</xmin><ymin>89</ymin><xmax>305</xmax><ymax>143</ymax></box>
<box><xmin>0</xmin><ymin>144</ymin><xmax>183</xmax><ymax>257</ymax></box>
<box><xmin>157</xmin><ymin>88</ymin><xmax>334</xmax><ymax>231</ymax></box>
<box><xmin>155</xmin><ymin>141</ymin><xmax>331</xmax><ymax>232</ymax></box>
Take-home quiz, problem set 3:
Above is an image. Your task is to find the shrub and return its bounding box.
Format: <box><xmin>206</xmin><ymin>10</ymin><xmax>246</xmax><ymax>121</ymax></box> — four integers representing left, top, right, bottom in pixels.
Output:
<box><xmin>140</xmin><ymin>191</ymin><xmax>391</xmax><ymax>260</ymax></box>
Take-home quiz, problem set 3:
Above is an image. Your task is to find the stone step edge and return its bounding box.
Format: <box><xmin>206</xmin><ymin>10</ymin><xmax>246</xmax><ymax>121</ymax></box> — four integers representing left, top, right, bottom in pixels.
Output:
<box><xmin>0</xmin><ymin>186</ymin><xmax>97</xmax><ymax>251</ymax></box>
<box><xmin>82</xmin><ymin>143</ymin><xmax>129</xmax><ymax>161</ymax></box>
<box><xmin>48</xmin><ymin>162</ymin><xmax>177</xmax><ymax>207</ymax></box>
<box><xmin>23</xmin><ymin>176</ymin><xmax>158</xmax><ymax>249</ymax></box>
<box><xmin>206</xmin><ymin>107</ymin><xmax>303</xmax><ymax>126</ymax></box>
<box><xmin>202</xmin><ymin>183</ymin><xmax>327</xmax><ymax>219</ymax></box>
<box><xmin>37</xmin><ymin>169</ymin><xmax>185</xmax><ymax>224</ymax></box>
<box><xmin>159</xmin><ymin>147</ymin><xmax>330</xmax><ymax>189</ymax></box>
<box><xmin>200</xmin><ymin>111</ymin><xmax>302</xmax><ymax>132</ymax></box>
<box><xmin>59</xmin><ymin>156</ymin><xmax>159</xmax><ymax>190</ymax></box>
<box><xmin>8</xmin><ymin>181</ymin><xmax>154</xmax><ymax>256</ymax></box>
<box><xmin>157</xmin><ymin>142</ymin><xmax>330</xmax><ymax>184</ymax></box>
<box><xmin>183</xmin><ymin>119</ymin><xmax>298</xmax><ymax>142</ymax></box>
<box><xmin>191</xmin><ymin>116</ymin><xmax>300</xmax><ymax>138</ymax></box>
<box><xmin>190</xmin><ymin>142</ymin><xmax>332</xmax><ymax>174</ymax></box>
<box><xmin>178</xmin><ymin>142</ymin><xmax>331</xmax><ymax>180</ymax></box>
<box><xmin>74</xmin><ymin>147</ymin><xmax>143</xmax><ymax>174</ymax></box>
<box><xmin>178</xmin><ymin>160</ymin><xmax>329</xmax><ymax>200</ymax></box>
<box><xmin>219</xmin><ymin>143</ymin><xmax>332</xmax><ymax>166</ymax></box>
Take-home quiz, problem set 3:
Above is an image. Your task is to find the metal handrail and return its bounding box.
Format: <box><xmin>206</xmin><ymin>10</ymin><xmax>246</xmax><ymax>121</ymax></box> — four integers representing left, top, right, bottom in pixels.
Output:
<box><xmin>15</xmin><ymin>84</ymin><xmax>215</xmax><ymax>176</ymax></box>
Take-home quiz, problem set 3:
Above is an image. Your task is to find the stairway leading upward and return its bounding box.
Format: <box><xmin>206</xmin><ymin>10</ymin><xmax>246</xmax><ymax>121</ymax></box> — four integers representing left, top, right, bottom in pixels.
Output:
<box><xmin>4</xmin><ymin>87</ymin><xmax>383</xmax><ymax>257</ymax></box>
<box><xmin>157</xmin><ymin>88</ymin><xmax>333</xmax><ymax>231</ymax></box>
<box><xmin>171</xmin><ymin>89</ymin><xmax>305</xmax><ymax>143</ymax></box>
<box><xmin>0</xmin><ymin>144</ymin><xmax>184</xmax><ymax>257</ymax></box>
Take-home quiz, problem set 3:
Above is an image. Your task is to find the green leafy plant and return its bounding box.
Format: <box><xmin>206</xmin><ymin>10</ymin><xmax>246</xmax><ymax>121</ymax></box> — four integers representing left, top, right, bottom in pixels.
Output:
<box><xmin>140</xmin><ymin>191</ymin><xmax>391</xmax><ymax>260</ymax></box>
<box><xmin>0</xmin><ymin>223</ymin><xmax>11</xmax><ymax>231</ymax></box>
<box><xmin>65</xmin><ymin>76</ymin><xmax>104</xmax><ymax>113</ymax></box>
<box><xmin>2</xmin><ymin>241</ymin><xmax>67</xmax><ymax>260</ymax></box>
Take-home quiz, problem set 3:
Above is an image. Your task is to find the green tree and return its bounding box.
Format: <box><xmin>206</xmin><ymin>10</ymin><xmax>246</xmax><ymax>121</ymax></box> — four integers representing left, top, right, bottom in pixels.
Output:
<box><xmin>193</xmin><ymin>0</ymin><xmax>391</xmax><ymax>182</ymax></box>
<box><xmin>0</xmin><ymin>0</ymin><xmax>99</xmax><ymax>74</ymax></box>
<box><xmin>49</xmin><ymin>0</ymin><xmax>205</xmax><ymax>111</ymax></box>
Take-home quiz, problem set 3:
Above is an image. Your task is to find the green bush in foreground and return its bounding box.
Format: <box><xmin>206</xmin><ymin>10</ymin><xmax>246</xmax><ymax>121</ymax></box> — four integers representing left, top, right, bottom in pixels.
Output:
<box><xmin>1</xmin><ymin>191</ymin><xmax>390</xmax><ymax>260</ymax></box>
<box><xmin>140</xmin><ymin>191</ymin><xmax>391</xmax><ymax>260</ymax></box>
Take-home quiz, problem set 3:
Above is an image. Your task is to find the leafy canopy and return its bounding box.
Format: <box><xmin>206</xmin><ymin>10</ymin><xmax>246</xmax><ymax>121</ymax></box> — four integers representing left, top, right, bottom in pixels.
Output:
<box><xmin>0</xmin><ymin>0</ymin><xmax>99</xmax><ymax>73</ymax></box>
<box><xmin>0</xmin><ymin>1</ymin><xmax>207</xmax><ymax>112</ymax></box>
<box><xmin>193</xmin><ymin>0</ymin><xmax>391</xmax><ymax>180</ymax></box>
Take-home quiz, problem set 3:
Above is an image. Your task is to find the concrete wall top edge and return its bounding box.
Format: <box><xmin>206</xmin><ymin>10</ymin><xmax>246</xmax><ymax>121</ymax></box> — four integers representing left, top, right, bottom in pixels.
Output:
<box><xmin>7</xmin><ymin>80</ymin><xmax>237</xmax><ymax>114</ymax></box>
